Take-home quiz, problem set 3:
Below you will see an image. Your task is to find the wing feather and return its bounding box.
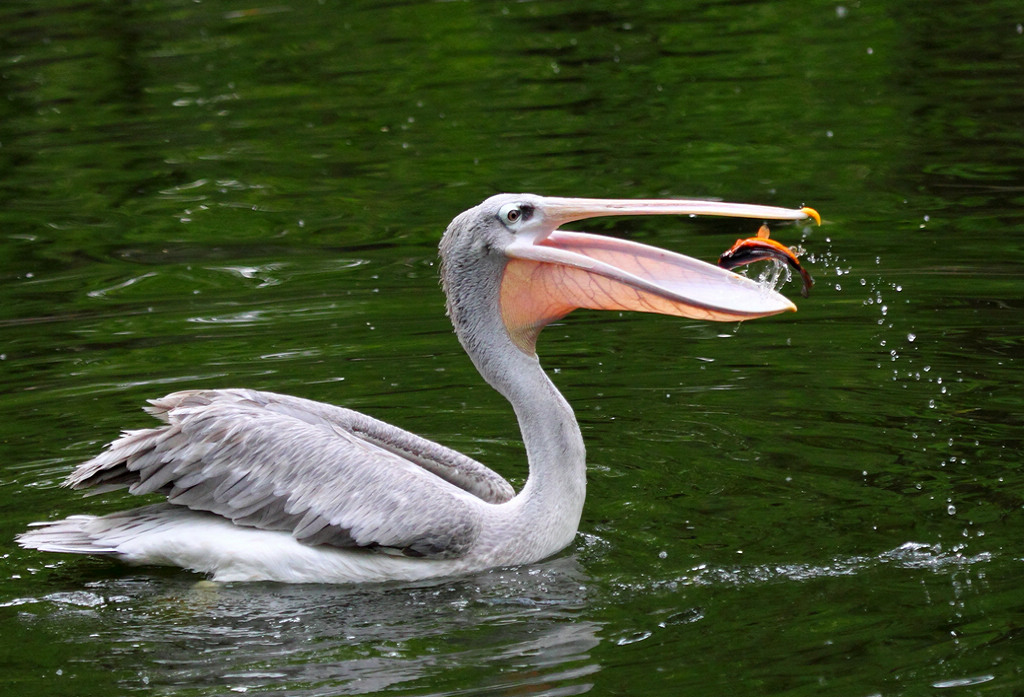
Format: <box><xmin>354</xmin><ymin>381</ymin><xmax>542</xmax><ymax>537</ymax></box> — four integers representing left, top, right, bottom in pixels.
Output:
<box><xmin>64</xmin><ymin>389</ymin><xmax>513</xmax><ymax>558</ymax></box>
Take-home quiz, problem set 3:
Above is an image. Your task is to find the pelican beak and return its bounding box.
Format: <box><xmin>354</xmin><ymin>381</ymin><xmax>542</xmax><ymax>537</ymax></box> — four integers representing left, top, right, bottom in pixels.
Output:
<box><xmin>536</xmin><ymin>196</ymin><xmax>820</xmax><ymax>229</ymax></box>
<box><xmin>500</xmin><ymin>196</ymin><xmax>819</xmax><ymax>354</ymax></box>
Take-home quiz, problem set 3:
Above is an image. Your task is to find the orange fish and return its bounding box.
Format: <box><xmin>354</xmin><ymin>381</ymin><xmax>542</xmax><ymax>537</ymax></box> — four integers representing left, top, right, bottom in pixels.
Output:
<box><xmin>718</xmin><ymin>224</ymin><xmax>814</xmax><ymax>298</ymax></box>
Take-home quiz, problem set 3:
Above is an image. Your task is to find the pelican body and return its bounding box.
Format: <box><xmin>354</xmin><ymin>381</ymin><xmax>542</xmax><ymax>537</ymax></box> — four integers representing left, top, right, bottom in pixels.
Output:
<box><xmin>18</xmin><ymin>194</ymin><xmax>817</xmax><ymax>583</ymax></box>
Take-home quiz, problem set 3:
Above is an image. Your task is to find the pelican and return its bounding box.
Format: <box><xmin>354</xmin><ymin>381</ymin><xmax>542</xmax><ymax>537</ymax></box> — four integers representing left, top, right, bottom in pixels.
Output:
<box><xmin>18</xmin><ymin>194</ymin><xmax>819</xmax><ymax>583</ymax></box>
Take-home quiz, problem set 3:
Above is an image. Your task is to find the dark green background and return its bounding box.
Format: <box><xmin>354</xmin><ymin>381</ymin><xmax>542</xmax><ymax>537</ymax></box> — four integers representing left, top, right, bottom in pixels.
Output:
<box><xmin>2</xmin><ymin>1</ymin><xmax>1022</xmax><ymax>695</ymax></box>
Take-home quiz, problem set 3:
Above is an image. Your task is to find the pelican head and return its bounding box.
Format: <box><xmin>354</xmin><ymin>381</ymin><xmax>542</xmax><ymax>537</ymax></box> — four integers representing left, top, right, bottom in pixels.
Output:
<box><xmin>440</xmin><ymin>193</ymin><xmax>819</xmax><ymax>356</ymax></box>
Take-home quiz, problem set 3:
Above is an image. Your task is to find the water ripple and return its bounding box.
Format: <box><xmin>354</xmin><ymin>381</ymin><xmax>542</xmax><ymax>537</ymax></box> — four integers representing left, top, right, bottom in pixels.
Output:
<box><xmin>649</xmin><ymin>542</ymin><xmax>993</xmax><ymax>592</ymax></box>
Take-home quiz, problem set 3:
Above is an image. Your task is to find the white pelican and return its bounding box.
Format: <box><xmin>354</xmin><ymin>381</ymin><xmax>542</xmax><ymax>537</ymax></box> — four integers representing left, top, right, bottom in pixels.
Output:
<box><xmin>18</xmin><ymin>194</ymin><xmax>818</xmax><ymax>583</ymax></box>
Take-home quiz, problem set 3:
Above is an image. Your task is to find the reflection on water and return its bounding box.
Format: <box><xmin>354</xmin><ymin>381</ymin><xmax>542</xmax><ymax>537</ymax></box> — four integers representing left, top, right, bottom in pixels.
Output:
<box><xmin>10</xmin><ymin>558</ymin><xmax>598</xmax><ymax>695</ymax></box>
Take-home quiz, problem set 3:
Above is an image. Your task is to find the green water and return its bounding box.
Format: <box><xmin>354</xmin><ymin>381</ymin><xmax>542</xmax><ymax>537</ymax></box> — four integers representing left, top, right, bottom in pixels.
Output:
<box><xmin>2</xmin><ymin>1</ymin><xmax>1023</xmax><ymax>695</ymax></box>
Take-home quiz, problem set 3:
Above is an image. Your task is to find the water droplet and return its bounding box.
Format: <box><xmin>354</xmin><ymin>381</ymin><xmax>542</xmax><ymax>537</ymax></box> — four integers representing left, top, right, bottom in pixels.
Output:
<box><xmin>907</xmin><ymin>333</ymin><xmax>916</xmax><ymax>342</ymax></box>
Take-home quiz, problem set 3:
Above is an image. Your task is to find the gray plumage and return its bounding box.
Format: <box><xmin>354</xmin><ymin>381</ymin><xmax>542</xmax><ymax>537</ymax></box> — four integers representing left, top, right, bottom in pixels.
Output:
<box><xmin>66</xmin><ymin>389</ymin><xmax>512</xmax><ymax>558</ymax></box>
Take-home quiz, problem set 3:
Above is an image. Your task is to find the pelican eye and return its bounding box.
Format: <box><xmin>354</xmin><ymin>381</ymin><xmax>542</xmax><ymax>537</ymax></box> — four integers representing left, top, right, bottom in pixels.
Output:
<box><xmin>498</xmin><ymin>203</ymin><xmax>533</xmax><ymax>227</ymax></box>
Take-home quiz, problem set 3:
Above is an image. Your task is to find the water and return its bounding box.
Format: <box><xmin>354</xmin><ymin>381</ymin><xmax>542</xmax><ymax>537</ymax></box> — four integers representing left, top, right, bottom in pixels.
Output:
<box><xmin>2</xmin><ymin>0</ymin><xmax>1023</xmax><ymax>695</ymax></box>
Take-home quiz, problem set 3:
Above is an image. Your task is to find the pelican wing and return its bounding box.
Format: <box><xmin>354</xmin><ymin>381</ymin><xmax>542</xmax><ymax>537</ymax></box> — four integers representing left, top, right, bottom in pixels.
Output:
<box><xmin>64</xmin><ymin>389</ymin><xmax>514</xmax><ymax>558</ymax></box>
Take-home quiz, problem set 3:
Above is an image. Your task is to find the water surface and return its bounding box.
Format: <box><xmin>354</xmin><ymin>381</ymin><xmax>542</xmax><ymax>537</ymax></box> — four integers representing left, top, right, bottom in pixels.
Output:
<box><xmin>2</xmin><ymin>1</ymin><xmax>1023</xmax><ymax>695</ymax></box>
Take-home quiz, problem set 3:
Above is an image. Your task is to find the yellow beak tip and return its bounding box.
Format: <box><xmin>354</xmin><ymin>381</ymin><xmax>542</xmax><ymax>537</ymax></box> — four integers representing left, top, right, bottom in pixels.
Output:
<box><xmin>801</xmin><ymin>207</ymin><xmax>822</xmax><ymax>226</ymax></box>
